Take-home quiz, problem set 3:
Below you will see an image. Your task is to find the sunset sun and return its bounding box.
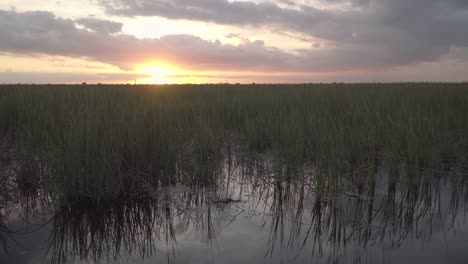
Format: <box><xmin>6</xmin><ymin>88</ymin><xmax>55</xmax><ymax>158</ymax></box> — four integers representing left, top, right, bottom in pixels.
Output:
<box><xmin>138</xmin><ymin>64</ymin><xmax>176</xmax><ymax>84</ymax></box>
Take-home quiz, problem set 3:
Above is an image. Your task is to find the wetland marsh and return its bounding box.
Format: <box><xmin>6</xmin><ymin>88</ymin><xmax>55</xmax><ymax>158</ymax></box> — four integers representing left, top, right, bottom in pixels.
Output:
<box><xmin>0</xmin><ymin>83</ymin><xmax>467</xmax><ymax>263</ymax></box>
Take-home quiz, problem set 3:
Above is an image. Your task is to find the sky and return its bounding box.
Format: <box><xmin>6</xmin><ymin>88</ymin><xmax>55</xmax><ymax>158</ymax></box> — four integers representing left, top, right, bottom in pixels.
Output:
<box><xmin>0</xmin><ymin>0</ymin><xmax>468</xmax><ymax>84</ymax></box>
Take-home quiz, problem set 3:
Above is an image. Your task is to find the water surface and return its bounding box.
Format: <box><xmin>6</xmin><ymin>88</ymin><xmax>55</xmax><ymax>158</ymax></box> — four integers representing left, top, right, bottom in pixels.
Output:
<box><xmin>1</xmin><ymin>155</ymin><xmax>467</xmax><ymax>264</ymax></box>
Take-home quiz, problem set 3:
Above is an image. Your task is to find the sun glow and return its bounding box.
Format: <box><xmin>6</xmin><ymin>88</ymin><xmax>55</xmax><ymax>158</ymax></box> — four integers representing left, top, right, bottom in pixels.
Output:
<box><xmin>137</xmin><ymin>62</ymin><xmax>177</xmax><ymax>84</ymax></box>
<box><xmin>134</xmin><ymin>61</ymin><xmax>244</xmax><ymax>84</ymax></box>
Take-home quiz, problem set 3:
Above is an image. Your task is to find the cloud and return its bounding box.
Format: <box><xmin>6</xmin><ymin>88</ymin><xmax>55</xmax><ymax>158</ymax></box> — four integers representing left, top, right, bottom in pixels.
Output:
<box><xmin>0</xmin><ymin>8</ymin><xmax>467</xmax><ymax>75</ymax></box>
<box><xmin>97</xmin><ymin>0</ymin><xmax>468</xmax><ymax>68</ymax></box>
<box><xmin>0</xmin><ymin>10</ymin><xmax>294</xmax><ymax>71</ymax></box>
<box><xmin>75</xmin><ymin>18</ymin><xmax>123</xmax><ymax>34</ymax></box>
<box><xmin>317</xmin><ymin>0</ymin><xmax>370</xmax><ymax>7</ymax></box>
<box><xmin>0</xmin><ymin>10</ymin><xmax>292</xmax><ymax>72</ymax></box>
<box><xmin>0</xmin><ymin>71</ymin><xmax>150</xmax><ymax>84</ymax></box>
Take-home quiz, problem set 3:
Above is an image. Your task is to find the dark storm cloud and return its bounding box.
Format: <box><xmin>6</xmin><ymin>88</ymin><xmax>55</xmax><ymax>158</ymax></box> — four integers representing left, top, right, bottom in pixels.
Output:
<box><xmin>97</xmin><ymin>0</ymin><xmax>468</xmax><ymax>68</ymax></box>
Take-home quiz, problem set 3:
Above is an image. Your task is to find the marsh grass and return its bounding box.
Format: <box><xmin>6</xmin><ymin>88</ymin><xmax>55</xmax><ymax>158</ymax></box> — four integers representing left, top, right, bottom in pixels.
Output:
<box><xmin>40</xmin><ymin>156</ymin><xmax>468</xmax><ymax>263</ymax></box>
<box><xmin>0</xmin><ymin>144</ymin><xmax>467</xmax><ymax>264</ymax></box>
<box><xmin>0</xmin><ymin>83</ymin><xmax>466</xmax><ymax>203</ymax></box>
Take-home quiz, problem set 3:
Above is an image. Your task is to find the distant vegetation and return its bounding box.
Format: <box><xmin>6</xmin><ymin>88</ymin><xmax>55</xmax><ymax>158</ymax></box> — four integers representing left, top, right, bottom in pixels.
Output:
<box><xmin>0</xmin><ymin>83</ymin><xmax>466</xmax><ymax>203</ymax></box>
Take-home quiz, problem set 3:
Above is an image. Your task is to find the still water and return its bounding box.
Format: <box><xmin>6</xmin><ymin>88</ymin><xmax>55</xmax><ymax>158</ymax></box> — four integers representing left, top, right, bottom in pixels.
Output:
<box><xmin>1</xmin><ymin>155</ymin><xmax>468</xmax><ymax>264</ymax></box>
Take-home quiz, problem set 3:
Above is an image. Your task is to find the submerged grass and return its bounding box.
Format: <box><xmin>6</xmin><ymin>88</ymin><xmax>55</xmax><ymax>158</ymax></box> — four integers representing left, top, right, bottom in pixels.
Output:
<box><xmin>0</xmin><ymin>83</ymin><xmax>467</xmax><ymax>203</ymax></box>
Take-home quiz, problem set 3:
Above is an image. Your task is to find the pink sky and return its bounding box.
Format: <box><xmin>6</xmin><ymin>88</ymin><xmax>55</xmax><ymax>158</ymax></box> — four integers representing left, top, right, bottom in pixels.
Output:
<box><xmin>1</xmin><ymin>0</ymin><xmax>468</xmax><ymax>84</ymax></box>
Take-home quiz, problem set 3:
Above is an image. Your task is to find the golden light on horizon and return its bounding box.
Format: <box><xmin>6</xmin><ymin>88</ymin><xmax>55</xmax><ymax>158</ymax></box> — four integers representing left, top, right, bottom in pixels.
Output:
<box><xmin>138</xmin><ymin>66</ymin><xmax>175</xmax><ymax>84</ymax></box>
<box><xmin>136</xmin><ymin>61</ymin><xmax>179</xmax><ymax>84</ymax></box>
<box><xmin>135</xmin><ymin>62</ymin><xmax>218</xmax><ymax>84</ymax></box>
